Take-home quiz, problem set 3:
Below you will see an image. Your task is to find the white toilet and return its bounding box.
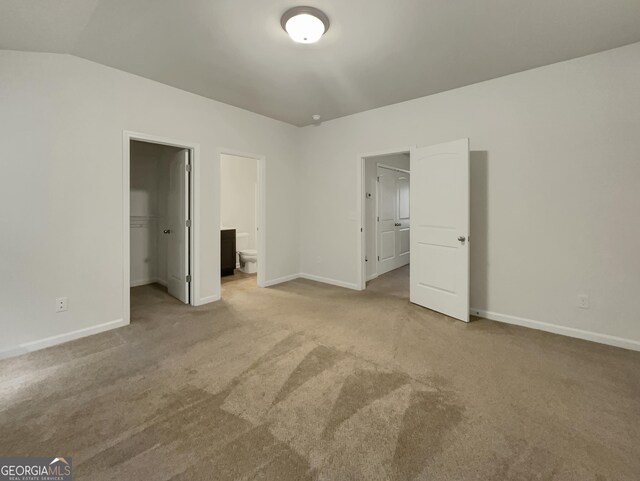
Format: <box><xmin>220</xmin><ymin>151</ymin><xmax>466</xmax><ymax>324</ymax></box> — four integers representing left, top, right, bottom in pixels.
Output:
<box><xmin>238</xmin><ymin>249</ymin><xmax>258</xmax><ymax>274</ymax></box>
<box><xmin>236</xmin><ymin>232</ymin><xmax>258</xmax><ymax>274</ymax></box>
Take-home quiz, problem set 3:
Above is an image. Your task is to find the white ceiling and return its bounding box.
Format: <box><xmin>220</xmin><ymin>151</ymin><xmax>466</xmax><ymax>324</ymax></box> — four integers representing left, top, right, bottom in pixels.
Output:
<box><xmin>2</xmin><ymin>0</ymin><xmax>640</xmax><ymax>126</ymax></box>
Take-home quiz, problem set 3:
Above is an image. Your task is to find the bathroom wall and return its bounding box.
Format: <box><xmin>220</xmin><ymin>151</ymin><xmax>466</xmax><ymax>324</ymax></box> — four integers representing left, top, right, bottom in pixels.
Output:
<box><xmin>220</xmin><ymin>154</ymin><xmax>258</xmax><ymax>257</ymax></box>
<box><xmin>364</xmin><ymin>153</ymin><xmax>410</xmax><ymax>280</ymax></box>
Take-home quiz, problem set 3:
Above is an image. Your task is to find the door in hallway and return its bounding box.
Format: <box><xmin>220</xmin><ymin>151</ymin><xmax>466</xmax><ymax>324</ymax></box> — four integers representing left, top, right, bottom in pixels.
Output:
<box><xmin>410</xmin><ymin>139</ymin><xmax>469</xmax><ymax>322</ymax></box>
<box><xmin>377</xmin><ymin>166</ymin><xmax>410</xmax><ymax>276</ymax></box>
<box><xmin>167</xmin><ymin>149</ymin><xmax>190</xmax><ymax>304</ymax></box>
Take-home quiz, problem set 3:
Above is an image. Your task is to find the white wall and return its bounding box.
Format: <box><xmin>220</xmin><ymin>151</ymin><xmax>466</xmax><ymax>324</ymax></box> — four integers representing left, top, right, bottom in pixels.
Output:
<box><xmin>0</xmin><ymin>51</ymin><xmax>300</xmax><ymax>356</ymax></box>
<box><xmin>130</xmin><ymin>141</ymin><xmax>160</xmax><ymax>286</ymax></box>
<box><xmin>2</xmin><ymin>43</ymin><xmax>640</xmax><ymax>355</ymax></box>
<box><xmin>299</xmin><ymin>42</ymin><xmax>640</xmax><ymax>348</ymax></box>
<box><xmin>220</xmin><ymin>154</ymin><xmax>258</xmax><ymax>257</ymax></box>
<box><xmin>130</xmin><ymin>142</ymin><xmax>162</xmax><ymax>217</ymax></box>
<box><xmin>364</xmin><ymin>153</ymin><xmax>410</xmax><ymax>280</ymax></box>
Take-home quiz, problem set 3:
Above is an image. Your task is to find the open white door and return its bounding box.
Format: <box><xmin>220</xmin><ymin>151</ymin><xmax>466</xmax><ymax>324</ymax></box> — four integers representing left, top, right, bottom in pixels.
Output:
<box><xmin>377</xmin><ymin>166</ymin><xmax>411</xmax><ymax>275</ymax></box>
<box><xmin>410</xmin><ymin>139</ymin><xmax>469</xmax><ymax>322</ymax></box>
<box><xmin>377</xmin><ymin>167</ymin><xmax>399</xmax><ymax>275</ymax></box>
<box><xmin>397</xmin><ymin>172</ymin><xmax>410</xmax><ymax>266</ymax></box>
<box><xmin>167</xmin><ymin>149</ymin><xmax>190</xmax><ymax>304</ymax></box>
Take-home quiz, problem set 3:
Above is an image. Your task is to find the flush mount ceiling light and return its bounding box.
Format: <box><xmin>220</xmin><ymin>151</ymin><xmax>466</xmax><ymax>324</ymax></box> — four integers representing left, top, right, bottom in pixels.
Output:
<box><xmin>281</xmin><ymin>6</ymin><xmax>330</xmax><ymax>44</ymax></box>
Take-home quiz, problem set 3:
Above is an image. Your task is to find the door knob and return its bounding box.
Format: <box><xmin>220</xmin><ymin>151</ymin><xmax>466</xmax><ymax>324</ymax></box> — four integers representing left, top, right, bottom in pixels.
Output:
<box><xmin>457</xmin><ymin>236</ymin><xmax>466</xmax><ymax>245</ymax></box>
<box><xmin>163</xmin><ymin>229</ymin><xmax>171</xmax><ymax>234</ymax></box>
<box><xmin>395</xmin><ymin>223</ymin><xmax>401</xmax><ymax>227</ymax></box>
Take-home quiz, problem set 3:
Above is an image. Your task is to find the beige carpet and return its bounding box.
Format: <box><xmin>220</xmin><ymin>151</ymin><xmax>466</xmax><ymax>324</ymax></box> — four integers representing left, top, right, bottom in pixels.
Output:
<box><xmin>1</xmin><ymin>267</ymin><xmax>639</xmax><ymax>480</ymax></box>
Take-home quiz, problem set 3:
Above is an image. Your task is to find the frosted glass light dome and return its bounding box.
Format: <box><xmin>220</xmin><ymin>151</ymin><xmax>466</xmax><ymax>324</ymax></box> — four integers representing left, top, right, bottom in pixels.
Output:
<box><xmin>281</xmin><ymin>7</ymin><xmax>330</xmax><ymax>44</ymax></box>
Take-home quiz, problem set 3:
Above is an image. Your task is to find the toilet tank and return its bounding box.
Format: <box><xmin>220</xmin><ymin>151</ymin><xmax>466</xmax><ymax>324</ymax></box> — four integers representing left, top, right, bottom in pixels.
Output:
<box><xmin>236</xmin><ymin>232</ymin><xmax>249</xmax><ymax>252</ymax></box>
<box><xmin>235</xmin><ymin>232</ymin><xmax>249</xmax><ymax>266</ymax></box>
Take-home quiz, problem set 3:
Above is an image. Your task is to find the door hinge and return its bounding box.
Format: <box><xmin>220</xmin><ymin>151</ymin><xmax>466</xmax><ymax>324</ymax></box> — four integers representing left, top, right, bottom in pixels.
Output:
<box><xmin>377</xmin><ymin>256</ymin><xmax>380</xmax><ymax>261</ymax></box>
<box><xmin>377</xmin><ymin>216</ymin><xmax>379</xmax><ymax>222</ymax></box>
<box><xmin>186</xmin><ymin>275</ymin><xmax>192</xmax><ymax>283</ymax></box>
<box><xmin>360</xmin><ymin>227</ymin><xmax>363</xmax><ymax>232</ymax></box>
<box><xmin>186</xmin><ymin>219</ymin><xmax>192</xmax><ymax>227</ymax></box>
<box><xmin>365</xmin><ymin>256</ymin><xmax>368</xmax><ymax>262</ymax></box>
<box><xmin>186</xmin><ymin>164</ymin><xmax>192</xmax><ymax>172</ymax></box>
<box><xmin>377</xmin><ymin>176</ymin><xmax>380</xmax><ymax>182</ymax></box>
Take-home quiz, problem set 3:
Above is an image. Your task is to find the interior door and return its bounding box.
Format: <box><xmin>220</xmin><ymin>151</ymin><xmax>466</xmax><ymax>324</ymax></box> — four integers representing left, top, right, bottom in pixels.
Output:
<box><xmin>410</xmin><ymin>139</ymin><xmax>469</xmax><ymax>322</ymax></box>
<box><xmin>397</xmin><ymin>172</ymin><xmax>410</xmax><ymax>266</ymax></box>
<box><xmin>377</xmin><ymin>166</ymin><xmax>411</xmax><ymax>275</ymax></box>
<box><xmin>167</xmin><ymin>149</ymin><xmax>190</xmax><ymax>304</ymax></box>
<box><xmin>377</xmin><ymin>166</ymin><xmax>398</xmax><ymax>275</ymax></box>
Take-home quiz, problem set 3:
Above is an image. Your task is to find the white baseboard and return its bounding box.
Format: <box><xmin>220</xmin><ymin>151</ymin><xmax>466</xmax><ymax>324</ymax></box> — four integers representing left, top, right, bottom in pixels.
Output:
<box><xmin>131</xmin><ymin>278</ymin><xmax>167</xmax><ymax>288</ymax></box>
<box><xmin>263</xmin><ymin>273</ymin><xmax>300</xmax><ymax>287</ymax></box>
<box><xmin>366</xmin><ymin>273</ymin><xmax>378</xmax><ymax>282</ymax></box>
<box><xmin>261</xmin><ymin>272</ymin><xmax>360</xmax><ymax>290</ymax></box>
<box><xmin>299</xmin><ymin>273</ymin><xmax>360</xmax><ymax>290</ymax></box>
<box><xmin>196</xmin><ymin>294</ymin><xmax>220</xmax><ymax>305</ymax></box>
<box><xmin>0</xmin><ymin>318</ymin><xmax>129</xmax><ymax>360</ymax></box>
<box><xmin>472</xmin><ymin>308</ymin><xmax>640</xmax><ymax>352</ymax></box>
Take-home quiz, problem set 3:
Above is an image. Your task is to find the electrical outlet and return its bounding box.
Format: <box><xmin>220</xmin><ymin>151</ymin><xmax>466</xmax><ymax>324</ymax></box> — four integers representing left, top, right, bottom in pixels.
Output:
<box><xmin>577</xmin><ymin>295</ymin><xmax>590</xmax><ymax>309</ymax></box>
<box><xmin>56</xmin><ymin>297</ymin><xmax>68</xmax><ymax>313</ymax></box>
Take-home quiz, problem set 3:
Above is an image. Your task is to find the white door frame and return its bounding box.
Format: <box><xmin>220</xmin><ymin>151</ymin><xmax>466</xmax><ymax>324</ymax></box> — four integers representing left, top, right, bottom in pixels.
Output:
<box><xmin>217</xmin><ymin>148</ymin><xmax>267</xmax><ymax>289</ymax></box>
<box><xmin>357</xmin><ymin>147</ymin><xmax>413</xmax><ymax>290</ymax></box>
<box><xmin>123</xmin><ymin>131</ymin><xmax>200</xmax><ymax>324</ymax></box>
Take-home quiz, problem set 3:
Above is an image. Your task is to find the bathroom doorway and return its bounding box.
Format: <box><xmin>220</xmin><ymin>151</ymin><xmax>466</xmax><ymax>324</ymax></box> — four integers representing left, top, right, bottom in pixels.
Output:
<box><xmin>219</xmin><ymin>150</ymin><xmax>266</xmax><ymax>290</ymax></box>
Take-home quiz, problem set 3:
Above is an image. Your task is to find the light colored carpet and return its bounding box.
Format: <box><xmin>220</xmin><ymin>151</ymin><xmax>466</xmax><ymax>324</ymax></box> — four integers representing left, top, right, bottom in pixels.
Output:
<box><xmin>1</xmin><ymin>268</ymin><xmax>639</xmax><ymax>480</ymax></box>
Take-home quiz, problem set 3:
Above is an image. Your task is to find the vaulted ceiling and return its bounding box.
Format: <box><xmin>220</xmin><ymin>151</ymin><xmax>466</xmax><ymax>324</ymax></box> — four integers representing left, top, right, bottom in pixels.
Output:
<box><xmin>2</xmin><ymin>0</ymin><xmax>640</xmax><ymax>126</ymax></box>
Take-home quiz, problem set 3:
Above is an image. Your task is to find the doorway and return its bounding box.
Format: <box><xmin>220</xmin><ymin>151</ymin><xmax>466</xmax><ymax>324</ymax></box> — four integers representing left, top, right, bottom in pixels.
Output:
<box><xmin>377</xmin><ymin>165</ymin><xmax>411</xmax><ymax>276</ymax></box>
<box><xmin>123</xmin><ymin>132</ymin><xmax>198</xmax><ymax>324</ymax></box>
<box><xmin>360</xmin><ymin>152</ymin><xmax>411</xmax><ymax>295</ymax></box>
<box><xmin>358</xmin><ymin>140</ymin><xmax>471</xmax><ymax>322</ymax></box>
<box><xmin>129</xmin><ymin>140</ymin><xmax>191</xmax><ymax>304</ymax></box>
<box><xmin>218</xmin><ymin>150</ymin><xmax>266</xmax><ymax>290</ymax></box>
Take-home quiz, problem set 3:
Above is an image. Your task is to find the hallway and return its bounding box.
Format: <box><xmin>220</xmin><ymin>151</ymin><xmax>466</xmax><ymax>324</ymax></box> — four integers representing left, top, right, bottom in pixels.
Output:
<box><xmin>366</xmin><ymin>264</ymin><xmax>410</xmax><ymax>299</ymax></box>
